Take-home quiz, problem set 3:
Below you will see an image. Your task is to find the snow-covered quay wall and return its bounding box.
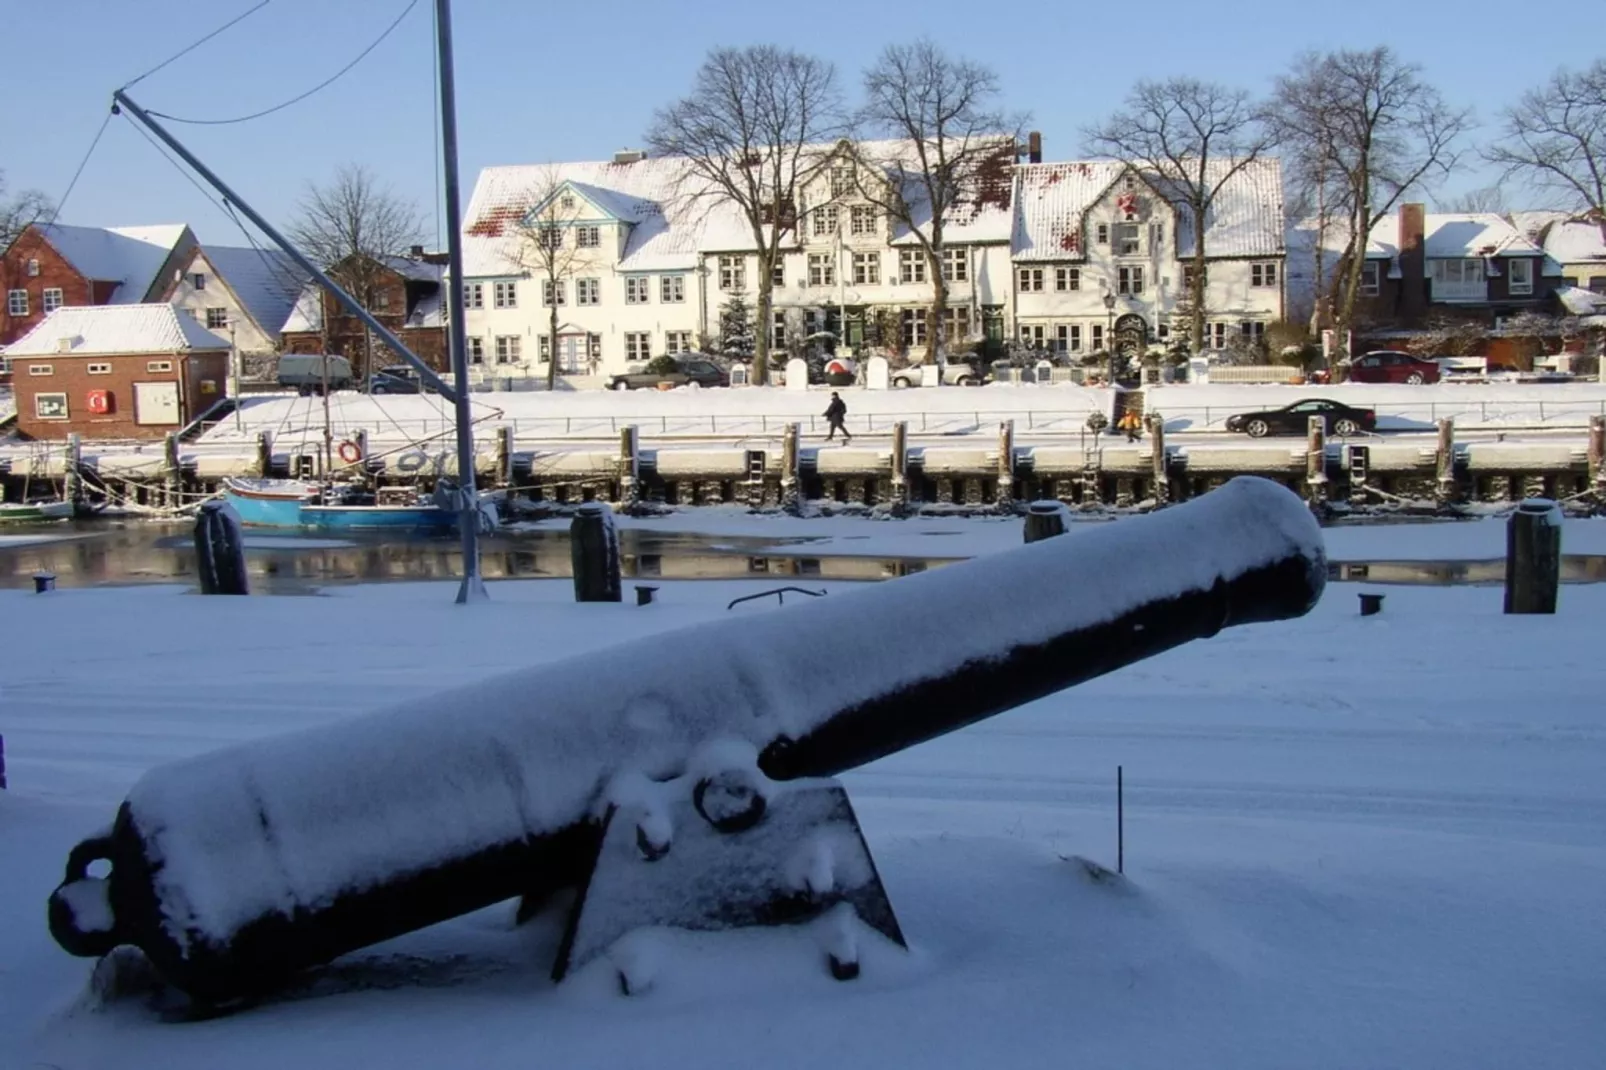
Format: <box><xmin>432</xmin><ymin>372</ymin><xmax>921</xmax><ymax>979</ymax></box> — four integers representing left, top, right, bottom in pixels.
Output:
<box><xmin>48</xmin><ymin>477</ymin><xmax>1325</xmax><ymax>1006</ymax></box>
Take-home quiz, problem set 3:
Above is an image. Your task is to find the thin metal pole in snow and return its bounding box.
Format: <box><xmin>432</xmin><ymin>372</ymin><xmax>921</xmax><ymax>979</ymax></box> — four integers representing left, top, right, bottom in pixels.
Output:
<box><xmin>1117</xmin><ymin>764</ymin><xmax>1124</xmax><ymax>875</ymax></box>
<box><xmin>434</xmin><ymin>0</ymin><xmax>486</xmax><ymax>603</ymax></box>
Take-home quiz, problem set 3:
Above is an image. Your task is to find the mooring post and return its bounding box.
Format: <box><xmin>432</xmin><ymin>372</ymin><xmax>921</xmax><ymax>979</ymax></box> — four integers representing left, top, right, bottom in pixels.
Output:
<box><xmin>163</xmin><ymin>432</ymin><xmax>181</xmax><ymax>508</ymax></box>
<box><xmin>63</xmin><ymin>433</ymin><xmax>83</xmax><ymax>512</ymax></box>
<box><xmin>495</xmin><ymin>425</ymin><xmax>514</xmax><ymax>490</ymax></box>
<box><xmin>1588</xmin><ymin>415</ymin><xmax>1605</xmax><ymax>503</ymax></box>
<box><xmin>1435</xmin><ymin>418</ymin><xmax>1457</xmax><ymax>505</ymax></box>
<box><xmin>255</xmin><ymin>430</ymin><xmax>273</xmax><ymax>478</ymax></box>
<box><xmin>781</xmin><ymin>422</ymin><xmax>801</xmax><ymax>515</ymax></box>
<box><xmin>1023</xmin><ymin>500</ymin><xmax>1069</xmax><ymax>543</ymax></box>
<box><xmin>1149</xmin><ymin>414</ymin><xmax>1168</xmax><ymax>505</ymax></box>
<box><xmin>570</xmin><ymin>501</ymin><xmax>622</xmax><ymax>603</ymax></box>
<box><xmin>1504</xmin><ymin>499</ymin><xmax>1562</xmax><ymax>614</ymax></box>
<box><xmin>194</xmin><ymin>500</ymin><xmax>249</xmax><ymax>596</ymax></box>
<box><xmin>354</xmin><ymin>430</ymin><xmax>371</xmax><ymax>486</ymax></box>
<box><xmin>618</xmin><ymin>425</ymin><xmax>639</xmax><ymax>509</ymax></box>
<box><xmin>890</xmin><ymin>420</ymin><xmax>908</xmax><ymax>509</ymax></box>
<box><xmin>995</xmin><ymin>419</ymin><xmax>1015</xmax><ymax>508</ymax></box>
<box><xmin>1305</xmin><ymin>416</ymin><xmax>1327</xmax><ymax>506</ymax></box>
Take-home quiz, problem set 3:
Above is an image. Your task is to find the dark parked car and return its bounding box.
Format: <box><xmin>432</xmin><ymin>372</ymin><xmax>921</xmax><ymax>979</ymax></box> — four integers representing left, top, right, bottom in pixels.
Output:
<box><xmin>1347</xmin><ymin>350</ymin><xmax>1441</xmax><ymax>385</ymax></box>
<box><xmin>365</xmin><ymin>369</ymin><xmax>421</xmax><ymax>394</ymax></box>
<box><xmin>609</xmin><ymin>356</ymin><xmax>728</xmax><ymax>390</ymax></box>
<box><xmin>1225</xmin><ymin>398</ymin><xmax>1378</xmax><ymax>438</ymax></box>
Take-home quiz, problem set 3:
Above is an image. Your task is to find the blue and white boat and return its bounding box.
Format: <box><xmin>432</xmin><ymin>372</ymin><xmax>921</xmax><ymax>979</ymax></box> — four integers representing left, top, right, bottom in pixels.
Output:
<box><xmin>223</xmin><ymin>479</ymin><xmax>458</xmax><ymax>533</ymax></box>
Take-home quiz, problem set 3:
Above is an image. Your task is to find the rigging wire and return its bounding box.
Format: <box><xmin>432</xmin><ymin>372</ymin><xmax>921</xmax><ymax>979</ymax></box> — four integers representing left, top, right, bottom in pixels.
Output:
<box><xmin>145</xmin><ymin>0</ymin><xmax>420</xmax><ymax>126</ymax></box>
<box><xmin>120</xmin><ymin>0</ymin><xmax>272</xmax><ymax>91</ymax></box>
<box><xmin>40</xmin><ymin>110</ymin><xmax>114</xmax><ymax>230</ymax></box>
<box><xmin>430</xmin><ymin>0</ymin><xmax>443</xmax><ymax>255</ymax></box>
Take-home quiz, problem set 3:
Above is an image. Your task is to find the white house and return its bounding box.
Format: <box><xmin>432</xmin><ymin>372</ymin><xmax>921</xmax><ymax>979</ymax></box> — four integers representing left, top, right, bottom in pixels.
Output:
<box><xmin>159</xmin><ymin>244</ymin><xmax>310</xmax><ymax>370</ymax></box>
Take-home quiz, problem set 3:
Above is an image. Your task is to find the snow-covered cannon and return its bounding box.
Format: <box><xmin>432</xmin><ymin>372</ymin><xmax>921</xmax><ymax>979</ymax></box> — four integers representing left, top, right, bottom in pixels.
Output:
<box><xmin>47</xmin><ymin>476</ymin><xmax>1325</xmax><ymax>1008</ymax></box>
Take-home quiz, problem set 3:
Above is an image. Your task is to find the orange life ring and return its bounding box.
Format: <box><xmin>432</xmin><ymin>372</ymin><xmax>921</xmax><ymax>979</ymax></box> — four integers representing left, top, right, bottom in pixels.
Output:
<box><xmin>337</xmin><ymin>440</ymin><xmax>363</xmax><ymax>464</ymax></box>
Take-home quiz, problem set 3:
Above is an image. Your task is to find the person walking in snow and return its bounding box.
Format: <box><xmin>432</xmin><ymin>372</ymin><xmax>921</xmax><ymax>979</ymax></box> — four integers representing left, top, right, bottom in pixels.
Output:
<box><xmin>824</xmin><ymin>391</ymin><xmax>852</xmax><ymax>443</ymax></box>
<box><xmin>1118</xmin><ymin>410</ymin><xmax>1143</xmax><ymax>443</ymax></box>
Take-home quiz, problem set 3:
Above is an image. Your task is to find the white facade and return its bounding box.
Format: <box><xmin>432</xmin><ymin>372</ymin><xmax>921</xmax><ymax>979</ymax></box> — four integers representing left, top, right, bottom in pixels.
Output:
<box><xmin>457</xmin><ymin>150</ymin><xmax>1287</xmax><ymax>378</ymax></box>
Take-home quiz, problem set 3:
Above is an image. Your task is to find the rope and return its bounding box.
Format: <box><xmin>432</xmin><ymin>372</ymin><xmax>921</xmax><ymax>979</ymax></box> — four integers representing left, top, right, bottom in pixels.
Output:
<box><xmin>120</xmin><ymin>0</ymin><xmax>271</xmax><ymax>90</ymax></box>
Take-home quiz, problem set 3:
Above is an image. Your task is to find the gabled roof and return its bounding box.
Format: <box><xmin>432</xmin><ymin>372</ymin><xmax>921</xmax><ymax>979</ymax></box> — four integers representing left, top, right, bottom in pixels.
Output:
<box><xmin>32</xmin><ymin>223</ymin><xmax>192</xmax><ymax>301</ymax></box>
<box><xmin>1013</xmin><ymin>158</ymin><xmax>1283</xmax><ymax>261</ymax></box>
<box><xmin>1554</xmin><ymin>283</ymin><xmax>1606</xmax><ymax>317</ymax></box>
<box><xmin>5</xmin><ymin>303</ymin><xmax>229</xmax><ymax>356</ymax></box>
<box><xmin>378</xmin><ymin>254</ymin><xmax>445</xmax><ymax>283</ymax></box>
<box><xmin>1539</xmin><ymin>216</ymin><xmax>1606</xmax><ymax>265</ymax></box>
<box><xmin>281</xmin><ymin>284</ymin><xmax>321</xmax><ymax>334</ymax></box>
<box><xmin>185</xmin><ymin>245</ymin><xmax>310</xmax><ymax>340</ymax></box>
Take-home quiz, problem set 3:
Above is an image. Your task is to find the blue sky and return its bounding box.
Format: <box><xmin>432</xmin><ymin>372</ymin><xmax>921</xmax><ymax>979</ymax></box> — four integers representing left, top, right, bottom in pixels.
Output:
<box><xmin>3</xmin><ymin>0</ymin><xmax>1597</xmax><ymax>245</ymax></box>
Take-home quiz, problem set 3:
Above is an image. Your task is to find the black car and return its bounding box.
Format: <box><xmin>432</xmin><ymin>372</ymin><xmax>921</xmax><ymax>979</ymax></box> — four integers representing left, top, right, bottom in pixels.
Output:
<box><xmin>1225</xmin><ymin>398</ymin><xmax>1377</xmax><ymax>438</ymax></box>
<box><xmin>609</xmin><ymin>356</ymin><xmax>729</xmax><ymax>391</ymax></box>
<box><xmin>365</xmin><ymin>370</ymin><xmax>421</xmax><ymax>394</ymax></box>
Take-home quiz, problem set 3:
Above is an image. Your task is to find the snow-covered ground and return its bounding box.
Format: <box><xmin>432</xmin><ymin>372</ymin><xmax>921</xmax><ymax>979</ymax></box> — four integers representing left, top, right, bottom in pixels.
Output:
<box><xmin>197</xmin><ymin>381</ymin><xmax>1606</xmax><ymax>447</ymax></box>
<box><xmin>3</xmin><ymin>518</ymin><xmax>1606</xmax><ymax>1068</ymax></box>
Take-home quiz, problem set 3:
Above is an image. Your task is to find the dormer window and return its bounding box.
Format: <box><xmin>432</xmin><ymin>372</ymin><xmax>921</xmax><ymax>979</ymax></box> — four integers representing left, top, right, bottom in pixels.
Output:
<box><xmin>192</xmin><ymin>272</ymin><xmax>206</xmax><ymax>290</ymax></box>
<box><xmin>1096</xmin><ymin>223</ymin><xmax>1109</xmax><ymax>246</ymax></box>
<box><xmin>1123</xmin><ymin>174</ymin><xmax>1136</xmax><ymax>191</ymax></box>
<box><xmin>560</xmin><ymin>194</ymin><xmax>575</xmax><ymax>212</ymax></box>
<box><xmin>830</xmin><ymin>165</ymin><xmax>855</xmax><ymax>198</ymax></box>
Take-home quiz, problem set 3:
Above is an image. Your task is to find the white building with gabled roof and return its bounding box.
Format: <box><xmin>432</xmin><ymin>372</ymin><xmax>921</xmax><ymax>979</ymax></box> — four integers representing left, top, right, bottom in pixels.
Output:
<box><xmin>158</xmin><ymin>244</ymin><xmax>311</xmax><ymax>365</ymax></box>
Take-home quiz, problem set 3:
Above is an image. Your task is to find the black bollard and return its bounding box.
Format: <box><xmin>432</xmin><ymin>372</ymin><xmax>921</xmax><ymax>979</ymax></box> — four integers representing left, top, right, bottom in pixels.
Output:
<box><xmin>1024</xmin><ymin>500</ymin><xmax>1069</xmax><ymax>543</ymax></box>
<box><xmin>194</xmin><ymin>501</ymin><xmax>249</xmax><ymax>596</ymax></box>
<box><xmin>32</xmin><ymin>571</ymin><xmax>56</xmax><ymax>594</ymax></box>
<box><xmin>571</xmin><ymin>502</ymin><xmax>621</xmax><ymax>603</ymax></box>
<box><xmin>1504</xmin><ymin>499</ymin><xmax>1561</xmax><ymax>614</ymax></box>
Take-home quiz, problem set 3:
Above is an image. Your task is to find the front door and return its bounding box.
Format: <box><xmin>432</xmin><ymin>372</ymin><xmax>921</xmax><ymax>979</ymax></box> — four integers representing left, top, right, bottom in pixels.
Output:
<box><xmin>559</xmin><ymin>335</ymin><xmax>582</xmax><ymax>374</ymax></box>
<box><xmin>134</xmin><ymin>381</ymin><xmax>181</xmax><ymax>426</ymax></box>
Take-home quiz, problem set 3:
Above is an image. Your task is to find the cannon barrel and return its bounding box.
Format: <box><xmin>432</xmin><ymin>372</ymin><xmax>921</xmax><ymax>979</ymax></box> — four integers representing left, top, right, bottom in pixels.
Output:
<box><xmin>48</xmin><ymin>477</ymin><xmax>1324</xmax><ymax>1004</ymax></box>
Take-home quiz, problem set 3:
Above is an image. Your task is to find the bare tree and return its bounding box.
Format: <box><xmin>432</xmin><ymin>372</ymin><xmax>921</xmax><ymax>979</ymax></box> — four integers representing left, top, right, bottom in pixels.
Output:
<box><xmin>510</xmin><ymin>171</ymin><xmax>601</xmax><ymax>389</ymax></box>
<box><xmin>1485</xmin><ymin>60</ymin><xmax>1606</xmax><ymax>215</ymax></box>
<box><xmin>1272</xmin><ymin>48</ymin><xmax>1471</xmax><ymax>373</ymax></box>
<box><xmin>647</xmin><ymin>46</ymin><xmax>842</xmax><ymax>384</ymax></box>
<box><xmin>852</xmin><ymin>40</ymin><xmax>1026</xmax><ymax>372</ymax></box>
<box><xmin>0</xmin><ymin>170</ymin><xmax>53</xmax><ymax>249</ymax></box>
<box><xmin>1273</xmin><ymin>72</ymin><xmax>1352</xmax><ymax>336</ymax></box>
<box><xmin>1084</xmin><ymin>77</ymin><xmax>1275</xmax><ymax>354</ymax></box>
<box><xmin>1439</xmin><ymin>186</ymin><xmax>1509</xmax><ymax>213</ymax></box>
<box><xmin>288</xmin><ymin>164</ymin><xmax>423</xmax><ymax>373</ymax></box>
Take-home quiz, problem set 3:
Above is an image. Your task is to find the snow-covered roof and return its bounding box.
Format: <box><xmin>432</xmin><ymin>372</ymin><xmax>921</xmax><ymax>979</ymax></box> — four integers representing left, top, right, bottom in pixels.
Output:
<box><xmin>187</xmin><ymin>245</ymin><xmax>310</xmax><ymax>340</ymax></box>
<box><xmin>407</xmin><ymin>289</ymin><xmax>445</xmax><ymax>329</ymax></box>
<box><xmin>1539</xmin><ymin>217</ymin><xmax>1606</xmax><ymax>265</ymax></box>
<box><xmin>381</xmin><ymin>255</ymin><xmax>445</xmax><ymax>283</ymax></box>
<box><xmin>1012</xmin><ymin>158</ymin><xmax>1283</xmax><ymax>262</ymax></box>
<box><xmin>281</xmin><ymin>284</ymin><xmax>321</xmax><ymax>334</ymax></box>
<box><xmin>5</xmin><ymin>303</ymin><xmax>230</xmax><ymax>356</ymax></box>
<box><xmin>1554</xmin><ymin>283</ymin><xmax>1606</xmax><ymax>317</ymax></box>
<box><xmin>33</xmin><ymin>223</ymin><xmax>193</xmax><ymax>301</ymax></box>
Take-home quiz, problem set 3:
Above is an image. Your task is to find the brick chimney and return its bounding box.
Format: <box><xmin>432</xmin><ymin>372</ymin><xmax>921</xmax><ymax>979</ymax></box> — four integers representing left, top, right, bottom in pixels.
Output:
<box><xmin>1397</xmin><ymin>202</ymin><xmax>1426</xmax><ymax>322</ymax></box>
<box><xmin>1027</xmin><ymin>131</ymin><xmax>1042</xmax><ymax>164</ymax></box>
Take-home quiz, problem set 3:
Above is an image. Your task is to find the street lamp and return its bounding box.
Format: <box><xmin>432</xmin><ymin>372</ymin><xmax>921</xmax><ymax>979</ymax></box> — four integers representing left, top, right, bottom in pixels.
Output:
<box><xmin>1102</xmin><ymin>290</ymin><xmax>1116</xmax><ymax>385</ymax></box>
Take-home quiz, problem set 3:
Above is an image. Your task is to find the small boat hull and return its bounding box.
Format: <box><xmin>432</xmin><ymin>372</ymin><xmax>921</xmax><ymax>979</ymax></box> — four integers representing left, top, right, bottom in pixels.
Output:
<box><xmin>223</xmin><ymin>479</ymin><xmax>456</xmax><ymax>533</ymax></box>
<box><xmin>0</xmin><ymin>501</ymin><xmax>74</xmax><ymax>523</ymax></box>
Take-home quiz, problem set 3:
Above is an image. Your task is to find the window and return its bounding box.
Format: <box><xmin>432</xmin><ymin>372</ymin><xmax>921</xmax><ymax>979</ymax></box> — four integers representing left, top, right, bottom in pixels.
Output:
<box><xmin>830</xmin><ymin>165</ymin><xmax>854</xmax><ymax>198</ymax></box>
<box><xmin>495</xmin><ymin>280</ymin><xmax>519</xmax><ymax>308</ymax></box>
<box><xmin>1240</xmin><ymin>321</ymin><xmax>1266</xmax><ymax>343</ymax></box>
<box><xmin>537</xmin><ymin>226</ymin><xmax>562</xmax><ymax>250</ymax></box>
<box><xmin>1115</xmin><ymin>223</ymin><xmax>1141</xmax><ymax>255</ymax></box>
<box><xmin>664</xmin><ymin>331</ymin><xmax>692</xmax><ymax>355</ymax></box>
<box><xmin>7</xmin><ymin>289</ymin><xmax>27</xmax><ymax>316</ymax></box>
<box><xmin>371</xmin><ymin>290</ymin><xmax>391</xmax><ymax>311</ymax></box>
<box><xmin>1183</xmin><ymin>264</ymin><xmax>1201</xmax><ymax>292</ymax></box>
<box><xmin>808</xmin><ymin>253</ymin><xmax>835</xmax><ymax>287</ymax></box>
<box><xmin>1588</xmin><ymin>276</ymin><xmax>1606</xmax><ymax>294</ymax></box>
<box><xmin>1096</xmin><ymin>223</ymin><xmax>1109</xmax><ymax>245</ymax></box>
<box><xmin>1055</xmin><ymin>267</ymin><xmax>1080</xmax><ymax>292</ymax></box>
<box><xmin>87</xmin><ymin>362</ymin><xmax>112</xmax><ymax>374</ymax></box>
<box><xmin>463</xmin><ymin>282</ymin><xmax>484</xmax><ymax>309</ymax></box>
<box><xmin>467</xmin><ymin>337</ymin><xmax>485</xmax><ymax>364</ymax></box>
<box><xmin>205</xmin><ymin>307</ymin><xmax>229</xmax><ymax>329</ymax></box>
<box><xmin>589</xmin><ymin>334</ymin><xmax>602</xmax><ymax>361</ymax></box>
<box><xmin>1429</xmin><ymin>258</ymin><xmax>1486</xmax><ymax>296</ymax></box>
<box><xmin>576</xmin><ymin>278</ymin><xmax>600</xmax><ymax>306</ymax></box>
<box><xmin>576</xmin><ymin>225</ymin><xmax>601</xmax><ymax>248</ymax></box>
<box><xmin>559</xmin><ymin>194</ymin><xmax>575</xmax><ymax>212</ymax></box>
<box><xmin>42</xmin><ymin>287</ymin><xmax>63</xmax><ymax>313</ymax></box>
<box><xmin>772</xmin><ymin>310</ymin><xmax>786</xmax><ymax>348</ymax></box>
<box><xmin>943</xmin><ymin>305</ymin><xmax>971</xmax><ymax>339</ymax></box>
<box><xmin>147</xmin><ymin>360</ymin><xmax>173</xmax><ymax>372</ymax></box>
<box><xmin>719</xmin><ymin>255</ymin><xmax>745</xmax><ymax>291</ymax></box>
<box><xmin>772</xmin><ymin>260</ymin><xmax>785</xmax><ymax>287</ymax></box>
<box><xmin>1019</xmin><ymin>324</ymin><xmax>1046</xmax><ymax>348</ymax></box>
<box><xmin>1207</xmin><ymin>322</ymin><xmax>1227</xmax><ymax>349</ymax></box>
<box><xmin>852</xmin><ymin>251</ymin><xmax>880</xmax><ymax>285</ymax></box>
<box><xmin>1158</xmin><ymin>322</ymin><xmax>1170</xmax><ymax>341</ymax></box>
<box><xmin>1508</xmin><ymin>258</ymin><xmax>1534</xmax><ymax>295</ymax></box>
<box><xmin>1091</xmin><ymin>324</ymin><xmax>1105</xmax><ymax>350</ymax></box>
<box><xmin>1118</xmin><ymin>266</ymin><xmax>1144</xmax><ymax>295</ymax></box>
<box><xmin>1017</xmin><ymin>267</ymin><xmax>1044</xmax><ymax>293</ymax></box>
<box><xmin>943</xmin><ymin>248</ymin><xmax>968</xmax><ymax>282</ymax></box>
<box><xmin>541</xmin><ymin>279</ymin><xmax>564</xmax><ymax>306</ymax></box>
<box><xmin>899</xmin><ymin>250</ymin><xmax>926</xmax><ymax>284</ymax></box>
<box><xmin>1057</xmin><ymin>324</ymin><xmax>1082</xmax><ymax>352</ymax></box>
<box><xmin>1150</xmin><ymin>224</ymin><xmax>1165</xmax><ymax>250</ymax></box>
<box><xmin>35</xmin><ymin>392</ymin><xmax>67</xmax><ymax>420</ymax></box>
<box><xmin>624</xmin><ymin>332</ymin><xmax>651</xmax><ymax>361</ymax></box>
<box><xmin>25</xmin><ymin>258</ymin><xmax>40</xmax><ymax>277</ymax></box>
<box><xmin>495</xmin><ymin>335</ymin><xmax>521</xmax><ymax>363</ymax></box>
<box><xmin>661</xmin><ymin>274</ymin><xmax>686</xmax><ymax>303</ymax></box>
<box><xmin>812</xmin><ymin>205</ymin><xmax>838</xmax><ymax>237</ymax></box>
<box><xmin>191</xmin><ymin>272</ymin><xmax>206</xmax><ymax>290</ymax></box>
<box><xmin>625</xmin><ymin>276</ymin><xmax>650</xmax><ymax>304</ymax></box>
<box><xmin>29</xmin><ymin>364</ymin><xmax>53</xmax><ymax>375</ymax></box>
<box><xmin>538</xmin><ymin>335</ymin><xmax>551</xmax><ymax>362</ymax></box>
<box><xmin>1250</xmin><ymin>262</ymin><xmax>1279</xmax><ymax>288</ymax></box>
<box><xmin>901</xmin><ymin>308</ymin><xmax>928</xmax><ymax>347</ymax></box>
<box><xmin>850</xmin><ymin>205</ymin><xmax>878</xmax><ymax>236</ymax></box>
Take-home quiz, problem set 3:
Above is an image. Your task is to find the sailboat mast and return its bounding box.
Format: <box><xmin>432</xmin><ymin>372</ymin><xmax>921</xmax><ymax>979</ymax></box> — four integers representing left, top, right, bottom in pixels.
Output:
<box><xmin>433</xmin><ymin>0</ymin><xmax>487</xmax><ymax>603</ymax></box>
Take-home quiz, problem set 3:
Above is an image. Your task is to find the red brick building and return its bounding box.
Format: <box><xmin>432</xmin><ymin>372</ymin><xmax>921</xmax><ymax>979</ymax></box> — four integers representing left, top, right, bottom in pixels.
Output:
<box><xmin>1</xmin><ymin>223</ymin><xmax>196</xmax><ymax>346</ymax></box>
<box><xmin>5</xmin><ymin>304</ymin><xmax>230</xmax><ymax>441</ymax></box>
<box><xmin>280</xmin><ymin>251</ymin><xmax>448</xmax><ymax>375</ymax></box>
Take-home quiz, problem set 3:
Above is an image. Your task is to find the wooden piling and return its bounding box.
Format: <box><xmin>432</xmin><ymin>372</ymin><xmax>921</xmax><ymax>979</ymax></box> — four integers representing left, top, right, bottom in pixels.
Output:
<box><xmin>995</xmin><ymin>419</ymin><xmax>1015</xmax><ymax>508</ymax></box>
<box><xmin>1305</xmin><ymin>416</ymin><xmax>1327</xmax><ymax>506</ymax></box>
<box><xmin>1150</xmin><ymin>415</ymin><xmax>1168</xmax><ymax>505</ymax></box>
<box><xmin>1024</xmin><ymin>501</ymin><xmax>1068</xmax><ymax>543</ymax></box>
<box><xmin>256</xmin><ymin>431</ymin><xmax>273</xmax><ymax>478</ymax></box>
<box><xmin>163</xmin><ymin>433</ymin><xmax>181</xmax><ymax>509</ymax></box>
<box><xmin>1435</xmin><ymin>418</ymin><xmax>1457</xmax><ymax>505</ymax></box>
<box><xmin>354</xmin><ymin>430</ymin><xmax>371</xmax><ymax>484</ymax></box>
<box><xmin>890</xmin><ymin>421</ymin><xmax>908</xmax><ymax>508</ymax></box>
<box><xmin>781</xmin><ymin>423</ymin><xmax>800</xmax><ymax>514</ymax></box>
<box><xmin>63</xmin><ymin>433</ymin><xmax>83</xmax><ymax>511</ymax></box>
<box><xmin>1588</xmin><ymin>415</ymin><xmax>1605</xmax><ymax>500</ymax></box>
<box><xmin>1504</xmin><ymin>499</ymin><xmax>1561</xmax><ymax>614</ymax></box>
<box><xmin>496</xmin><ymin>425</ymin><xmax>515</xmax><ymax>489</ymax></box>
<box><xmin>618</xmin><ymin>425</ymin><xmax>639</xmax><ymax>508</ymax></box>
<box><xmin>570</xmin><ymin>502</ymin><xmax>622</xmax><ymax>603</ymax></box>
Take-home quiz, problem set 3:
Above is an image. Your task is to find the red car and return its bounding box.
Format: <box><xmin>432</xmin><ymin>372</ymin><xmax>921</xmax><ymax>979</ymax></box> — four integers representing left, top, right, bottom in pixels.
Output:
<box><xmin>1346</xmin><ymin>350</ymin><xmax>1441</xmax><ymax>385</ymax></box>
